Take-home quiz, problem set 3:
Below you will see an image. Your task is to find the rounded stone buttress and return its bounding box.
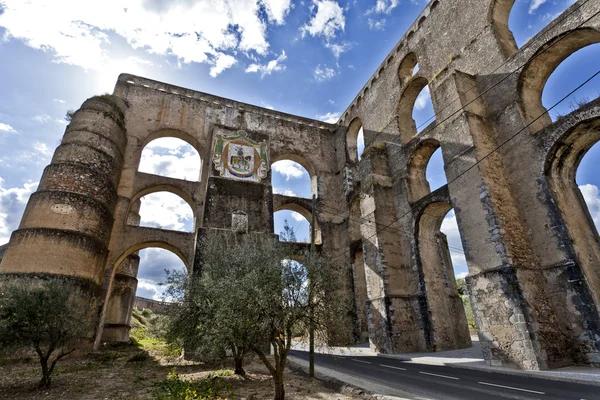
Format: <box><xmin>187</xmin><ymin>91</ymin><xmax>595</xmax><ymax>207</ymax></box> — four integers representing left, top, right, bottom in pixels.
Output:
<box><xmin>0</xmin><ymin>96</ymin><xmax>128</xmax><ymax>309</ymax></box>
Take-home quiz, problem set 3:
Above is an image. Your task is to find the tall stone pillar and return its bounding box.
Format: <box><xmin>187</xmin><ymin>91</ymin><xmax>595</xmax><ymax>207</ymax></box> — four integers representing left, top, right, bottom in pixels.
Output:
<box><xmin>442</xmin><ymin>71</ymin><xmax>599</xmax><ymax>369</ymax></box>
<box><xmin>102</xmin><ymin>202</ymin><xmax>141</xmax><ymax>342</ymax></box>
<box><xmin>0</xmin><ymin>96</ymin><xmax>127</xmax><ymax>337</ymax></box>
<box><xmin>359</xmin><ymin>146</ymin><xmax>427</xmax><ymax>353</ymax></box>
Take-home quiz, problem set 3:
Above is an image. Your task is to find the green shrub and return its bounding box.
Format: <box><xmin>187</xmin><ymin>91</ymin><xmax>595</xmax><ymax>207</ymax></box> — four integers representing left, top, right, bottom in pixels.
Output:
<box><xmin>152</xmin><ymin>370</ymin><xmax>231</xmax><ymax>400</ymax></box>
<box><xmin>142</xmin><ymin>308</ymin><xmax>153</xmax><ymax>318</ymax></box>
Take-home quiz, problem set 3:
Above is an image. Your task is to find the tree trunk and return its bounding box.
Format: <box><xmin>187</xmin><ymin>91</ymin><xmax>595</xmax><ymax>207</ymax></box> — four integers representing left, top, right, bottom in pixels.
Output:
<box><xmin>39</xmin><ymin>357</ymin><xmax>51</xmax><ymax>388</ymax></box>
<box><xmin>274</xmin><ymin>370</ymin><xmax>285</xmax><ymax>400</ymax></box>
<box><xmin>234</xmin><ymin>354</ymin><xmax>245</xmax><ymax>376</ymax></box>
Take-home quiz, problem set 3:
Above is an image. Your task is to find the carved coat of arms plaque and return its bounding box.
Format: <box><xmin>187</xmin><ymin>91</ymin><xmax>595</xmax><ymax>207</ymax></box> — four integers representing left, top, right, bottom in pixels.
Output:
<box><xmin>212</xmin><ymin>130</ymin><xmax>269</xmax><ymax>183</ymax></box>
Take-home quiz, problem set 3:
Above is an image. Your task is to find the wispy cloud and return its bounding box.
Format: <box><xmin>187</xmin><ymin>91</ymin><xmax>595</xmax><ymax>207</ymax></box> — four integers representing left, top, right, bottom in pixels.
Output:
<box><xmin>313</xmin><ymin>65</ymin><xmax>336</xmax><ymax>82</ymax></box>
<box><xmin>246</xmin><ymin>50</ymin><xmax>287</xmax><ymax>77</ymax></box>
<box><xmin>272</xmin><ymin>160</ymin><xmax>306</xmax><ymax>180</ymax></box>
<box><xmin>316</xmin><ymin>111</ymin><xmax>340</xmax><ymax>123</ymax></box>
<box><xmin>300</xmin><ymin>0</ymin><xmax>345</xmax><ymax>40</ymax></box>
<box><xmin>0</xmin><ymin>123</ymin><xmax>17</xmax><ymax>134</ymax></box>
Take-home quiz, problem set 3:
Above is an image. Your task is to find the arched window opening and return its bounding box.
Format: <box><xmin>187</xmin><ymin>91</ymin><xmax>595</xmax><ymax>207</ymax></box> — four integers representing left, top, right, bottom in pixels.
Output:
<box><xmin>413</xmin><ymin>86</ymin><xmax>434</xmax><ymax>133</ymax></box>
<box><xmin>542</xmin><ymin>44</ymin><xmax>600</xmax><ymax>122</ymax></box>
<box><xmin>507</xmin><ymin>0</ymin><xmax>572</xmax><ymax>48</ymax></box>
<box><xmin>272</xmin><ymin>159</ymin><xmax>313</xmax><ymax>199</ymax></box>
<box><xmin>426</xmin><ymin>148</ymin><xmax>447</xmax><ymax>191</ymax></box>
<box><xmin>136</xmin><ymin>248</ymin><xmax>187</xmax><ymax>301</ymax></box>
<box><xmin>520</xmin><ymin>29</ymin><xmax>600</xmax><ymax>133</ymax></box>
<box><xmin>417</xmin><ymin>203</ymin><xmax>472</xmax><ymax>351</ymax></box>
<box><xmin>440</xmin><ymin>210</ymin><xmax>475</xmax><ymax>331</ymax></box>
<box><xmin>577</xmin><ymin>142</ymin><xmax>600</xmax><ymax>232</ymax></box>
<box><xmin>412</xmin><ymin>63</ymin><xmax>420</xmax><ymax>76</ymax></box>
<box><xmin>102</xmin><ymin>247</ymin><xmax>187</xmax><ymax>343</ymax></box>
<box><xmin>546</xmin><ymin>119</ymin><xmax>600</xmax><ymax>307</ymax></box>
<box><xmin>346</xmin><ymin>117</ymin><xmax>364</xmax><ymax>163</ymax></box>
<box><xmin>274</xmin><ymin>210</ymin><xmax>312</xmax><ymax>244</ymax></box>
<box><xmin>357</xmin><ymin>127</ymin><xmax>365</xmax><ymax>161</ymax></box>
<box><xmin>398</xmin><ymin>77</ymin><xmax>434</xmax><ymax>143</ymax></box>
<box><xmin>139</xmin><ymin>137</ymin><xmax>201</xmax><ymax>181</ymax></box>
<box><xmin>398</xmin><ymin>53</ymin><xmax>418</xmax><ymax>85</ymax></box>
<box><xmin>134</xmin><ymin>191</ymin><xmax>194</xmax><ymax>232</ymax></box>
<box><xmin>408</xmin><ymin>140</ymin><xmax>446</xmax><ymax>202</ymax></box>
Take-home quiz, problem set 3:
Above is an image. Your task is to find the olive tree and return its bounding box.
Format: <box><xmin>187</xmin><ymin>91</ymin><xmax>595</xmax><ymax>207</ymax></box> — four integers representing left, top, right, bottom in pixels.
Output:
<box><xmin>0</xmin><ymin>281</ymin><xmax>90</xmax><ymax>388</ymax></box>
<box><xmin>166</xmin><ymin>226</ymin><xmax>349</xmax><ymax>400</ymax></box>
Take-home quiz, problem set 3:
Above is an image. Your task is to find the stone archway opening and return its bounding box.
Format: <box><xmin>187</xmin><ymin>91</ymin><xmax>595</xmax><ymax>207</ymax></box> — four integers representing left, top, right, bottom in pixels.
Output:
<box><xmin>346</xmin><ymin>117</ymin><xmax>365</xmax><ymax>163</ymax></box>
<box><xmin>546</xmin><ymin>117</ymin><xmax>600</xmax><ymax>307</ymax></box>
<box><xmin>407</xmin><ymin>139</ymin><xmax>446</xmax><ymax>202</ymax></box>
<box><xmin>132</xmin><ymin>191</ymin><xmax>195</xmax><ymax>233</ymax></box>
<box><xmin>271</xmin><ymin>155</ymin><xmax>315</xmax><ymax>198</ymax></box>
<box><xmin>273</xmin><ymin>207</ymin><xmax>321</xmax><ymax>244</ymax></box>
<box><xmin>417</xmin><ymin>202</ymin><xmax>472</xmax><ymax>352</ymax></box>
<box><xmin>138</xmin><ymin>137</ymin><xmax>201</xmax><ymax>181</ymax></box>
<box><xmin>102</xmin><ymin>247</ymin><xmax>187</xmax><ymax>343</ymax></box>
<box><xmin>519</xmin><ymin>29</ymin><xmax>600</xmax><ymax>133</ymax></box>
<box><xmin>491</xmin><ymin>0</ymin><xmax>574</xmax><ymax>57</ymax></box>
<box><xmin>398</xmin><ymin>77</ymin><xmax>434</xmax><ymax>143</ymax></box>
<box><xmin>542</xmin><ymin>43</ymin><xmax>600</xmax><ymax>122</ymax></box>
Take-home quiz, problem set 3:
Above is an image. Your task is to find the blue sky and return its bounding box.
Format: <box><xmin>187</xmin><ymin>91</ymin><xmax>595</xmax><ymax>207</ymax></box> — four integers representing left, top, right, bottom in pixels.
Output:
<box><xmin>0</xmin><ymin>0</ymin><xmax>598</xmax><ymax>298</ymax></box>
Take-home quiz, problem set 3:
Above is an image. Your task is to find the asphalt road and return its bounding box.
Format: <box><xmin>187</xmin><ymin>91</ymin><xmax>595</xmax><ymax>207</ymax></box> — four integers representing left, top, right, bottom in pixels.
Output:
<box><xmin>289</xmin><ymin>350</ymin><xmax>600</xmax><ymax>400</ymax></box>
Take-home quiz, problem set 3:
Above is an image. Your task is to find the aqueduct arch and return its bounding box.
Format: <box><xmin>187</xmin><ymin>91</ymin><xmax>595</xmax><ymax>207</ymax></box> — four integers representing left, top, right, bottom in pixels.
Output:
<box><xmin>1</xmin><ymin>0</ymin><xmax>600</xmax><ymax>371</ymax></box>
<box><xmin>519</xmin><ymin>28</ymin><xmax>600</xmax><ymax>133</ymax></box>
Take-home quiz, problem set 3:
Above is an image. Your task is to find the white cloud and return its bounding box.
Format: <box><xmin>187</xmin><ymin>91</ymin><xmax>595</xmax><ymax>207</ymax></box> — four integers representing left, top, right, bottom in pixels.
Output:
<box><xmin>300</xmin><ymin>0</ymin><xmax>345</xmax><ymax>40</ymax></box>
<box><xmin>138</xmin><ymin>191</ymin><xmax>194</xmax><ymax>232</ymax></box>
<box><xmin>0</xmin><ymin>178</ymin><xmax>39</xmax><ymax>245</ymax></box>
<box><xmin>580</xmin><ymin>184</ymin><xmax>600</xmax><ymax>231</ymax></box>
<box><xmin>245</xmin><ymin>50</ymin><xmax>287</xmax><ymax>77</ymax></box>
<box><xmin>414</xmin><ymin>86</ymin><xmax>431</xmax><ymax>110</ymax></box>
<box><xmin>291</xmin><ymin>211</ymin><xmax>306</xmax><ymax>222</ymax></box>
<box><xmin>210</xmin><ymin>53</ymin><xmax>237</xmax><ymax>77</ymax></box>
<box><xmin>368</xmin><ymin>18</ymin><xmax>386</xmax><ymax>31</ymax></box>
<box><xmin>272</xmin><ymin>160</ymin><xmax>306</xmax><ymax>180</ymax></box>
<box><xmin>52</xmin><ymin>98</ymin><xmax>66</xmax><ymax>104</ymax></box>
<box><xmin>456</xmin><ymin>272</ymin><xmax>468</xmax><ymax>279</ymax></box>
<box><xmin>0</xmin><ymin>123</ymin><xmax>17</xmax><ymax>133</ymax></box>
<box><xmin>529</xmin><ymin>0</ymin><xmax>548</xmax><ymax>14</ymax></box>
<box><xmin>138</xmin><ymin>137</ymin><xmax>201</xmax><ymax>181</ymax></box>
<box><xmin>313</xmin><ymin>65</ymin><xmax>336</xmax><ymax>82</ymax></box>
<box><xmin>0</xmin><ymin>0</ymin><xmax>287</xmax><ymax>79</ymax></box>
<box><xmin>262</xmin><ymin>0</ymin><xmax>293</xmax><ymax>25</ymax></box>
<box><xmin>325</xmin><ymin>41</ymin><xmax>352</xmax><ymax>59</ymax></box>
<box><xmin>273</xmin><ymin>187</ymin><xmax>297</xmax><ymax>196</ymax></box>
<box><xmin>32</xmin><ymin>142</ymin><xmax>52</xmax><ymax>156</ymax></box>
<box><xmin>317</xmin><ymin>111</ymin><xmax>340</xmax><ymax>123</ymax></box>
<box><xmin>367</xmin><ymin>0</ymin><xmax>400</xmax><ymax>15</ymax></box>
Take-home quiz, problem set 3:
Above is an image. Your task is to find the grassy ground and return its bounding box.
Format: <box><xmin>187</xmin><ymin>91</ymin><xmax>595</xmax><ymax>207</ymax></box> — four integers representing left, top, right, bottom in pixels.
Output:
<box><xmin>0</xmin><ymin>309</ymin><xmax>357</xmax><ymax>400</ymax></box>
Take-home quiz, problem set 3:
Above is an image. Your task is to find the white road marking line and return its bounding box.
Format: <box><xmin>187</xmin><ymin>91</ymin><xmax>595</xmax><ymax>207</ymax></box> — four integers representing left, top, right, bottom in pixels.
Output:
<box><xmin>351</xmin><ymin>359</ymin><xmax>372</xmax><ymax>364</ymax></box>
<box><xmin>419</xmin><ymin>371</ymin><xmax>459</xmax><ymax>380</ymax></box>
<box><xmin>478</xmin><ymin>381</ymin><xmax>545</xmax><ymax>395</ymax></box>
<box><xmin>380</xmin><ymin>364</ymin><xmax>407</xmax><ymax>371</ymax></box>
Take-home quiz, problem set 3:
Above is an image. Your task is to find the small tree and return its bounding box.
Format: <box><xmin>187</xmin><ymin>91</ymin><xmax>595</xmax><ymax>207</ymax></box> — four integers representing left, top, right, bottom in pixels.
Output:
<box><xmin>0</xmin><ymin>281</ymin><xmax>90</xmax><ymax>388</ymax></box>
<box><xmin>166</xmin><ymin>227</ymin><xmax>349</xmax><ymax>400</ymax></box>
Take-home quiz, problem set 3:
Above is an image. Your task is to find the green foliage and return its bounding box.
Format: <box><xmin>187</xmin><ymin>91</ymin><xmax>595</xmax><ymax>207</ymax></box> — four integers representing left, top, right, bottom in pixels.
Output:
<box><xmin>152</xmin><ymin>370</ymin><xmax>232</xmax><ymax>400</ymax></box>
<box><xmin>279</xmin><ymin>219</ymin><xmax>297</xmax><ymax>242</ymax></box>
<box><xmin>0</xmin><ymin>281</ymin><xmax>91</xmax><ymax>387</ymax></box>
<box><xmin>455</xmin><ymin>278</ymin><xmax>476</xmax><ymax>329</ymax></box>
<box><xmin>165</xmin><ymin>228</ymin><xmax>350</xmax><ymax>399</ymax></box>
<box><xmin>142</xmin><ymin>308</ymin><xmax>154</xmax><ymax>318</ymax></box>
<box><xmin>130</xmin><ymin>311</ymin><xmax>181</xmax><ymax>357</ymax></box>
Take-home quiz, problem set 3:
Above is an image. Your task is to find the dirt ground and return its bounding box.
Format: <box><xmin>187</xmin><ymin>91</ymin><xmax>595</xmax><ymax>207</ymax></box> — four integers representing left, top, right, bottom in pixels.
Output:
<box><xmin>0</xmin><ymin>344</ymin><xmax>358</xmax><ymax>400</ymax></box>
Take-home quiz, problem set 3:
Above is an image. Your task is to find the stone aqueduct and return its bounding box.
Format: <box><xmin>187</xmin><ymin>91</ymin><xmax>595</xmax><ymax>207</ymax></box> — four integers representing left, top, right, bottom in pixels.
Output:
<box><xmin>0</xmin><ymin>0</ymin><xmax>599</xmax><ymax>371</ymax></box>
